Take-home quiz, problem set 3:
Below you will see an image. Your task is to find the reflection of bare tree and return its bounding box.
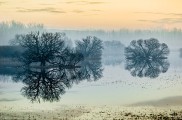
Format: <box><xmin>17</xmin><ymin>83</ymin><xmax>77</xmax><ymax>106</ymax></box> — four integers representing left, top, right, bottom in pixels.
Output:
<box><xmin>76</xmin><ymin>36</ymin><xmax>103</xmax><ymax>80</ymax></box>
<box><xmin>125</xmin><ymin>38</ymin><xmax>170</xmax><ymax>78</ymax></box>
<box><xmin>11</xmin><ymin>35</ymin><xmax>103</xmax><ymax>102</ymax></box>
<box><xmin>13</xmin><ymin>59</ymin><xmax>102</xmax><ymax>102</ymax></box>
<box><xmin>20</xmin><ymin>68</ymin><xmax>67</xmax><ymax>102</ymax></box>
<box><xmin>77</xmin><ymin>59</ymin><xmax>103</xmax><ymax>81</ymax></box>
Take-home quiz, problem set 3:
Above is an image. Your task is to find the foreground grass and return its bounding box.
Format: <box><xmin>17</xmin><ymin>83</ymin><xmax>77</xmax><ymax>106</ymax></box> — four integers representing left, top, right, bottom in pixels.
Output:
<box><xmin>1</xmin><ymin>105</ymin><xmax>182</xmax><ymax>120</ymax></box>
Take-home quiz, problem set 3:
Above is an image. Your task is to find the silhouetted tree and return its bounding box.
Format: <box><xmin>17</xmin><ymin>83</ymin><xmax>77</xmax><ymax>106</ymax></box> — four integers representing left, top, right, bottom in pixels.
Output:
<box><xmin>125</xmin><ymin>38</ymin><xmax>170</xmax><ymax>78</ymax></box>
<box><xmin>13</xmin><ymin>32</ymin><xmax>67</xmax><ymax>66</ymax></box>
<box><xmin>76</xmin><ymin>36</ymin><xmax>103</xmax><ymax>80</ymax></box>
<box><xmin>54</xmin><ymin>48</ymin><xmax>84</xmax><ymax>68</ymax></box>
<box><xmin>76</xmin><ymin>36</ymin><xmax>103</xmax><ymax>60</ymax></box>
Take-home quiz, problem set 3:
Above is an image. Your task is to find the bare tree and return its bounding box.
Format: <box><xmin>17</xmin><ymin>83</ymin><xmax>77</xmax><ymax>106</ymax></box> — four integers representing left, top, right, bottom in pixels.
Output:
<box><xmin>76</xmin><ymin>36</ymin><xmax>103</xmax><ymax>61</ymax></box>
<box><xmin>76</xmin><ymin>36</ymin><xmax>103</xmax><ymax>80</ymax></box>
<box><xmin>13</xmin><ymin>32</ymin><xmax>67</xmax><ymax>66</ymax></box>
<box><xmin>125</xmin><ymin>38</ymin><xmax>170</xmax><ymax>78</ymax></box>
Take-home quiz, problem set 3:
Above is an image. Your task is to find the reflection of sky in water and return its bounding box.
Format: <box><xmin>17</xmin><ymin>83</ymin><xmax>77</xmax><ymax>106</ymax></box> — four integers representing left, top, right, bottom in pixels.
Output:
<box><xmin>0</xmin><ymin>51</ymin><xmax>182</xmax><ymax>109</ymax></box>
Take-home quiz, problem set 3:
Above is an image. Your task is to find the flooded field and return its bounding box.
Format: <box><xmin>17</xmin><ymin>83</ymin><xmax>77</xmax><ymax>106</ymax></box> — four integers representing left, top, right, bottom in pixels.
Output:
<box><xmin>0</xmin><ymin>49</ymin><xmax>182</xmax><ymax>119</ymax></box>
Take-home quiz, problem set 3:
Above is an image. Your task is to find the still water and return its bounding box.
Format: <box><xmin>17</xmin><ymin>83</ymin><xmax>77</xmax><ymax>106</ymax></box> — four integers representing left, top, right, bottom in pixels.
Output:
<box><xmin>0</xmin><ymin>51</ymin><xmax>182</xmax><ymax>110</ymax></box>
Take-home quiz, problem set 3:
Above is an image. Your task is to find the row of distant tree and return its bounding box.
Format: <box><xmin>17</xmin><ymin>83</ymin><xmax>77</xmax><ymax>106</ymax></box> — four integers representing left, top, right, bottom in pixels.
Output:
<box><xmin>1</xmin><ymin>21</ymin><xmax>182</xmax><ymax>48</ymax></box>
<box><xmin>102</xmin><ymin>41</ymin><xmax>124</xmax><ymax>65</ymax></box>
<box><xmin>0</xmin><ymin>21</ymin><xmax>44</xmax><ymax>45</ymax></box>
<box><xmin>58</xmin><ymin>28</ymin><xmax>182</xmax><ymax>41</ymax></box>
<box><xmin>57</xmin><ymin>28</ymin><xmax>182</xmax><ymax>49</ymax></box>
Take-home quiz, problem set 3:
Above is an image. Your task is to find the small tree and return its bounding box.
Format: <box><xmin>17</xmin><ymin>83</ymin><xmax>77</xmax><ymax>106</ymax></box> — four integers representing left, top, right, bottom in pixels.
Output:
<box><xmin>76</xmin><ymin>36</ymin><xmax>103</xmax><ymax>60</ymax></box>
<box><xmin>13</xmin><ymin>32</ymin><xmax>67</xmax><ymax>66</ymax></box>
<box><xmin>76</xmin><ymin>36</ymin><xmax>103</xmax><ymax>80</ymax></box>
<box><xmin>125</xmin><ymin>38</ymin><xmax>170</xmax><ymax>78</ymax></box>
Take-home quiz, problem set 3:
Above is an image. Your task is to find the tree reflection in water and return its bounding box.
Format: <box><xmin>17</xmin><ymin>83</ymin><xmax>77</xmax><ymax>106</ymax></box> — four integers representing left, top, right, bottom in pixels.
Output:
<box><xmin>12</xmin><ymin>36</ymin><xmax>103</xmax><ymax>102</ymax></box>
<box><xmin>76</xmin><ymin>36</ymin><xmax>103</xmax><ymax>80</ymax></box>
<box><xmin>20</xmin><ymin>68</ymin><xmax>68</xmax><ymax>102</ymax></box>
<box><xmin>125</xmin><ymin>38</ymin><xmax>170</xmax><ymax>78</ymax></box>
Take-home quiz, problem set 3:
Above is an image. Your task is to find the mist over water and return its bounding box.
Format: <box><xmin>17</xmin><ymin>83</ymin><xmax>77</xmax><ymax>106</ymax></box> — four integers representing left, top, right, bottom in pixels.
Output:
<box><xmin>0</xmin><ymin>51</ymin><xmax>182</xmax><ymax>105</ymax></box>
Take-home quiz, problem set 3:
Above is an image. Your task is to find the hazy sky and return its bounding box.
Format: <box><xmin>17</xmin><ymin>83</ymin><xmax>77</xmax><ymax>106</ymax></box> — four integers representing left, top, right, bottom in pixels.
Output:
<box><xmin>1</xmin><ymin>0</ymin><xmax>182</xmax><ymax>29</ymax></box>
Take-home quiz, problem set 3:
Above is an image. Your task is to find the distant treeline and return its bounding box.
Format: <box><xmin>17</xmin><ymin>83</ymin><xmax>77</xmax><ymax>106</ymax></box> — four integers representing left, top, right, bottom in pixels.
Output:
<box><xmin>0</xmin><ymin>67</ymin><xmax>23</xmax><ymax>75</ymax></box>
<box><xmin>0</xmin><ymin>46</ymin><xmax>23</xmax><ymax>67</ymax></box>
<box><xmin>102</xmin><ymin>40</ymin><xmax>125</xmax><ymax>65</ymax></box>
<box><xmin>1</xmin><ymin>21</ymin><xmax>182</xmax><ymax>49</ymax></box>
<box><xmin>0</xmin><ymin>46</ymin><xmax>23</xmax><ymax>58</ymax></box>
<box><xmin>52</xmin><ymin>28</ymin><xmax>182</xmax><ymax>49</ymax></box>
<box><xmin>0</xmin><ymin>21</ymin><xmax>44</xmax><ymax>45</ymax></box>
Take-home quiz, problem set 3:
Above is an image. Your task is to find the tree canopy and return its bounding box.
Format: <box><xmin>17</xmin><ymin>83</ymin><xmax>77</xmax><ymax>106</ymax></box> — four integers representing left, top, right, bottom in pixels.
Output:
<box><xmin>13</xmin><ymin>32</ymin><xmax>67</xmax><ymax>66</ymax></box>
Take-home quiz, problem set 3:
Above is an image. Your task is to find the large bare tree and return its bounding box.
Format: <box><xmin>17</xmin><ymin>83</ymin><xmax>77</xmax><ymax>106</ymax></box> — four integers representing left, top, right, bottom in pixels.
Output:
<box><xmin>13</xmin><ymin>32</ymin><xmax>67</xmax><ymax>66</ymax></box>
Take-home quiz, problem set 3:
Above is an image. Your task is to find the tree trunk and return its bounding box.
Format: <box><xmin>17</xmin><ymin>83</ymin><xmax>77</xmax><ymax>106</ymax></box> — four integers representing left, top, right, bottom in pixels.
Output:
<box><xmin>41</xmin><ymin>60</ymin><xmax>46</xmax><ymax>67</ymax></box>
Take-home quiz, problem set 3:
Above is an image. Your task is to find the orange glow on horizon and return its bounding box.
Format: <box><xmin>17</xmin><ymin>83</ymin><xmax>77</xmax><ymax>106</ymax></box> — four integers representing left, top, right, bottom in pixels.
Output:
<box><xmin>0</xmin><ymin>0</ymin><xmax>182</xmax><ymax>29</ymax></box>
